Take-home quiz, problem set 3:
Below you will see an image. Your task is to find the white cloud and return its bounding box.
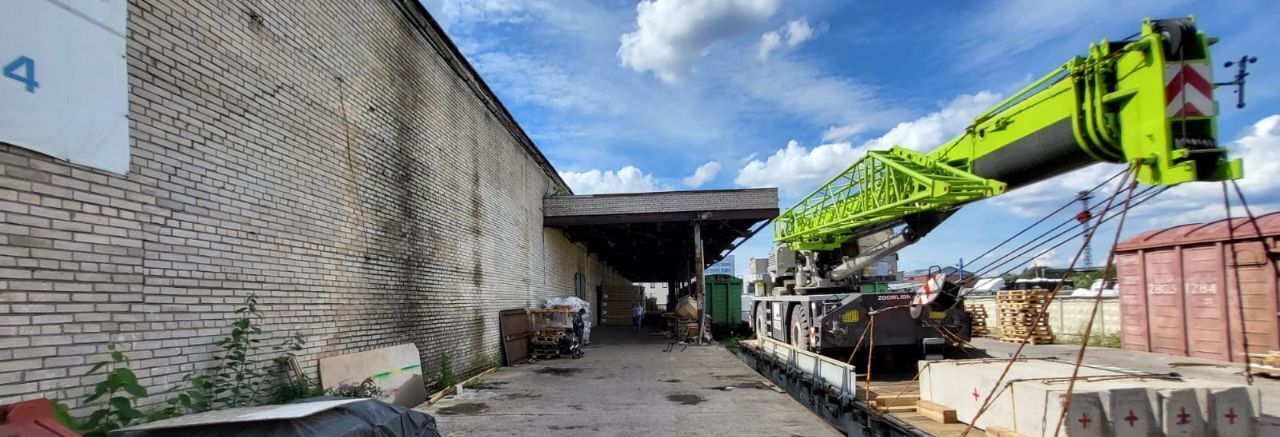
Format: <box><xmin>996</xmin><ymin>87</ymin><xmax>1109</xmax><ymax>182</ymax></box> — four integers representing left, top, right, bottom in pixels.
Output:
<box><xmin>756</xmin><ymin>19</ymin><xmax>814</xmax><ymax>60</ymax></box>
<box><xmin>950</xmin><ymin>0</ymin><xmax>1188</xmax><ymax>69</ymax></box>
<box><xmin>736</xmin><ymin>91</ymin><xmax>1001</xmax><ymax>196</ymax></box>
<box><xmin>472</xmin><ymin>52</ymin><xmax>615</xmax><ymax>114</ymax></box>
<box><xmin>756</xmin><ymin>31</ymin><xmax>782</xmax><ymax>61</ymax></box>
<box><xmin>618</xmin><ymin>0</ymin><xmax>781</xmax><ymax>83</ymax></box>
<box><xmin>433</xmin><ymin>0</ymin><xmax>532</xmax><ymax>28</ymax></box>
<box><xmin>731</xmin><ymin>56</ymin><xmax>901</xmax><ymax>128</ymax></box>
<box><xmin>734</xmin><ymin>140</ymin><xmax>860</xmax><ymax>196</ymax></box>
<box><xmin>784</xmin><ymin>19</ymin><xmax>814</xmax><ymax>46</ymax></box>
<box><xmin>864</xmin><ymin>91</ymin><xmax>1001</xmax><ymax>151</ymax></box>
<box><xmin>683</xmin><ymin>161</ymin><xmax>722</xmax><ymax>187</ymax></box>
<box><xmin>1030</xmin><ymin>249</ymin><xmax>1063</xmax><ymax>269</ymax></box>
<box><xmin>560</xmin><ymin>166</ymin><xmax>666</xmax><ymax>194</ymax></box>
<box><xmin>820</xmin><ymin>123</ymin><xmax>868</xmax><ymax>142</ymax></box>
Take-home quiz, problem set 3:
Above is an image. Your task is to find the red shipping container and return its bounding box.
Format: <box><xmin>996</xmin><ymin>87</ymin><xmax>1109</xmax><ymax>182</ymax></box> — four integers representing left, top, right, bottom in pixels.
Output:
<box><xmin>1115</xmin><ymin>212</ymin><xmax>1280</xmax><ymax>363</ymax></box>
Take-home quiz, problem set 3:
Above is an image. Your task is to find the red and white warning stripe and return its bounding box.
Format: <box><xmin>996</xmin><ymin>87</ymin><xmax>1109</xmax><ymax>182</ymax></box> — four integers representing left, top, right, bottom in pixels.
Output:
<box><xmin>912</xmin><ymin>273</ymin><xmax>946</xmax><ymax>306</ymax></box>
<box><xmin>1164</xmin><ymin>62</ymin><xmax>1216</xmax><ymax>117</ymax></box>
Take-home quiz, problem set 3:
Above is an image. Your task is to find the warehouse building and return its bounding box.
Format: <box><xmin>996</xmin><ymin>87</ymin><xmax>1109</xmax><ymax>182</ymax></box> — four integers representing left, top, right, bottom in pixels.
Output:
<box><xmin>0</xmin><ymin>0</ymin><xmax>775</xmax><ymax>409</ymax></box>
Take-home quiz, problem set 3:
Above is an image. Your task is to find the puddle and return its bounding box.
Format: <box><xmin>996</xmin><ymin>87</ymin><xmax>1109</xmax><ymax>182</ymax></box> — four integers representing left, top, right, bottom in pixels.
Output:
<box><xmin>568</xmin><ymin>404</ymin><xmax>584</xmax><ymax>410</ymax></box>
<box><xmin>667</xmin><ymin>394</ymin><xmax>705</xmax><ymax>405</ymax></box>
<box><xmin>548</xmin><ymin>425</ymin><xmax>588</xmax><ymax>430</ymax></box>
<box><xmin>661</xmin><ymin>379</ymin><xmax>683</xmax><ymax>383</ymax></box>
<box><xmin>497</xmin><ymin>393</ymin><xmax>541</xmax><ymax>400</ymax></box>
<box><xmin>437</xmin><ymin>402</ymin><xmax>489</xmax><ymax>415</ymax></box>
<box><xmin>535</xmin><ymin>367</ymin><xmax>582</xmax><ymax>376</ymax></box>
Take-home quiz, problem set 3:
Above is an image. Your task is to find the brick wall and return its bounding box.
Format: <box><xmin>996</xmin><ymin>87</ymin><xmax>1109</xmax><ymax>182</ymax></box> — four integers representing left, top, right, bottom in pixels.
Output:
<box><xmin>0</xmin><ymin>0</ymin><xmax>627</xmax><ymax>409</ymax></box>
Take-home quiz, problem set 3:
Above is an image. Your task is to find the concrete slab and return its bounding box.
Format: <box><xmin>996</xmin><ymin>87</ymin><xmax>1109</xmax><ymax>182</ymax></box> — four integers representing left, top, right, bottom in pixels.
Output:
<box><xmin>417</xmin><ymin>328</ymin><xmax>839</xmax><ymax>437</ymax></box>
<box><xmin>971</xmin><ymin>337</ymin><xmax>1280</xmax><ymax>435</ymax></box>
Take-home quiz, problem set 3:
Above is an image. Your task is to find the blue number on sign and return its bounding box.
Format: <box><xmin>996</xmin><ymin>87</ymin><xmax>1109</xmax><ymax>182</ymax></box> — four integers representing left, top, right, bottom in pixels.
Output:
<box><xmin>4</xmin><ymin>56</ymin><xmax>38</xmax><ymax>93</ymax></box>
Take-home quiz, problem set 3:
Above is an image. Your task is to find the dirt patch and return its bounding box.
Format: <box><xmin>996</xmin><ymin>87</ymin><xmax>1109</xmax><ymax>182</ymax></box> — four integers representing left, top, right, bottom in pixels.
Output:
<box><xmin>667</xmin><ymin>394</ymin><xmax>705</xmax><ymax>405</ymax></box>
<box><xmin>535</xmin><ymin>367</ymin><xmax>582</xmax><ymax>376</ymax></box>
<box><xmin>437</xmin><ymin>402</ymin><xmax>489</xmax><ymax>415</ymax></box>
<box><xmin>661</xmin><ymin>379</ymin><xmax>683</xmax><ymax>383</ymax></box>
<box><xmin>496</xmin><ymin>393</ymin><xmax>541</xmax><ymax>400</ymax></box>
<box><xmin>568</xmin><ymin>404</ymin><xmax>584</xmax><ymax>410</ymax></box>
<box><xmin>548</xmin><ymin>425</ymin><xmax>588</xmax><ymax>430</ymax></box>
<box><xmin>713</xmin><ymin>374</ymin><xmax>757</xmax><ymax>379</ymax></box>
<box><xmin>464</xmin><ymin>380</ymin><xmax>509</xmax><ymax>390</ymax></box>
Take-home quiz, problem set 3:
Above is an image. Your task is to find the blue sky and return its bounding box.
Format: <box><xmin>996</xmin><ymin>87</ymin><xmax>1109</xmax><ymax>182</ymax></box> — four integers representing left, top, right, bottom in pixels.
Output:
<box><xmin>422</xmin><ymin>0</ymin><xmax>1280</xmax><ymax>278</ymax></box>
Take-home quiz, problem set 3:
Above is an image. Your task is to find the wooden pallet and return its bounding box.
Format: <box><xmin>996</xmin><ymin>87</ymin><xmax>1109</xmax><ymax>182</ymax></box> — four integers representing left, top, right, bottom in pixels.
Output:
<box><xmin>998</xmin><ymin>335</ymin><xmax>1055</xmax><ymax>345</ymax></box>
<box><xmin>965</xmin><ymin>303</ymin><xmax>989</xmax><ymax>337</ymax></box>
<box><xmin>994</xmin><ymin>289</ymin><xmax>1054</xmax><ymax>344</ymax></box>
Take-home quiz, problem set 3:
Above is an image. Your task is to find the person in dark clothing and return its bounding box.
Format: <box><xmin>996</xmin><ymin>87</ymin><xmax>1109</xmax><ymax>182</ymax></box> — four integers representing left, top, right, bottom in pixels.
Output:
<box><xmin>571</xmin><ymin>308</ymin><xmax>586</xmax><ymax>357</ymax></box>
<box><xmin>558</xmin><ymin>328</ymin><xmax>574</xmax><ymax>357</ymax></box>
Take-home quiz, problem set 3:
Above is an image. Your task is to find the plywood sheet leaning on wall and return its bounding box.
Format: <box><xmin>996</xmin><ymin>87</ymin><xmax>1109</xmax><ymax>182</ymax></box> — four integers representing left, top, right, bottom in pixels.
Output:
<box><xmin>320</xmin><ymin>343</ymin><xmax>428</xmax><ymax>407</ymax></box>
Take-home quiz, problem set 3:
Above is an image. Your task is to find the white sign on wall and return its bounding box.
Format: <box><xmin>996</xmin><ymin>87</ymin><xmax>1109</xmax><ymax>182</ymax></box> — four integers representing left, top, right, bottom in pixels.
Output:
<box><xmin>0</xmin><ymin>0</ymin><xmax>130</xmax><ymax>174</ymax></box>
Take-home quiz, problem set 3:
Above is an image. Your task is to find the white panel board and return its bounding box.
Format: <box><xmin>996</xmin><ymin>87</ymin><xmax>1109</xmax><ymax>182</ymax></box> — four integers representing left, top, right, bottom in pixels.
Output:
<box><xmin>118</xmin><ymin>399</ymin><xmax>364</xmax><ymax>431</ymax></box>
<box><xmin>0</xmin><ymin>0</ymin><xmax>130</xmax><ymax>174</ymax></box>
<box><xmin>319</xmin><ymin>343</ymin><xmax>427</xmax><ymax>407</ymax></box>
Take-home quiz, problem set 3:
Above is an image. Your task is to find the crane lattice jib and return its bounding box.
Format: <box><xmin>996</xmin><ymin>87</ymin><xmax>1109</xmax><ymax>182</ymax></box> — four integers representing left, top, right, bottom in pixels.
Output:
<box><xmin>775</xmin><ymin>17</ymin><xmax>1243</xmax><ymax>249</ymax></box>
<box><xmin>774</xmin><ymin>147</ymin><xmax>1005</xmax><ymax>250</ymax></box>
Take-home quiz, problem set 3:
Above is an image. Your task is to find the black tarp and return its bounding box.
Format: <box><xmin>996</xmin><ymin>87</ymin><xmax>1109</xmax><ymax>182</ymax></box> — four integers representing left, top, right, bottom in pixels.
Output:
<box><xmin>120</xmin><ymin>398</ymin><xmax>440</xmax><ymax>437</ymax></box>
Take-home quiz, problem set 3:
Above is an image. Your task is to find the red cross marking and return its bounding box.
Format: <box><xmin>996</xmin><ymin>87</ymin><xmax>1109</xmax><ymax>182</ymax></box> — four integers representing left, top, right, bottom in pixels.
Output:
<box><xmin>1225</xmin><ymin>407</ymin><xmax>1238</xmax><ymax>425</ymax></box>
<box><xmin>1177</xmin><ymin>407</ymin><xmax>1190</xmax><ymax>425</ymax></box>
<box><xmin>972</xmin><ymin>388</ymin><xmax>980</xmax><ymax>402</ymax></box>
<box><xmin>1078</xmin><ymin>412</ymin><xmax>1092</xmax><ymax>429</ymax></box>
<box><xmin>1124</xmin><ymin>410</ymin><xmax>1138</xmax><ymax>427</ymax></box>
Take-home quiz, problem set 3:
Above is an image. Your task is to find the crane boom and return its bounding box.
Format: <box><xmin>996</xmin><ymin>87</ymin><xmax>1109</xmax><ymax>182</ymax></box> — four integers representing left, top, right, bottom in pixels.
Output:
<box><xmin>774</xmin><ymin>18</ymin><xmax>1241</xmax><ymax>260</ymax></box>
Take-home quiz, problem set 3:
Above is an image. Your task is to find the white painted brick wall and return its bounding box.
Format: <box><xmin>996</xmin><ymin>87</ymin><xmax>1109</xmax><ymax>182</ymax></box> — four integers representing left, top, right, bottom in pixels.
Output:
<box><xmin>0</xmin><ymin>0</ymin><xmax>627</xmax><ymax>411</ymax></box>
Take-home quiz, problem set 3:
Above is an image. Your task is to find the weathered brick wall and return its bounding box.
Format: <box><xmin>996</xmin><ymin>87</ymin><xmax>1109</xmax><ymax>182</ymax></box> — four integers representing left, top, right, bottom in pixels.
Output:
<box><xmin>0</xmin><ymin>0</ymin><xmax>627</xmax><ymax>408</ymax></box>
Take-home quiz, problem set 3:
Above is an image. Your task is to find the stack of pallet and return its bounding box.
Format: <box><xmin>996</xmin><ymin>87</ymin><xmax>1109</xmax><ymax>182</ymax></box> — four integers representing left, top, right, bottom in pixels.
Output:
<box><xmin>530</xmin><ymin>328</ymin><xmax>563</xmax><ymax>359</ymax></box>
<box><xmin>599</xmin><ymin>285</ymin><xmax>642</xmax><ymax>327</ymax></box>
<box><xmin>995</xmin><ymin>289</ymin><xmax>1054</xmax><ymax>344</ymax></box>
<box><xmin>965</xmin><ymin>303</ymin><xmax>989</xmax><ymax>337</ymax></box>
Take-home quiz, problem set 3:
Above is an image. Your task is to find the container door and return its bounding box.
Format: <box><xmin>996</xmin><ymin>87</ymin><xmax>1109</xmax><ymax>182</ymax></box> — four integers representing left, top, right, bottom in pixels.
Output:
<box><xmin>1116</xmin><ymin>253</ymin><xmax>1150</xmax><ymax>352</ymax></box>
<box><xmin>1144</xmin><ymin>249</ymin><xmax>1188</xmax><ymax>356</ymax></box>
<box><xmin>1226</xmin><ymin>241</ymin><xmax>1277</xmax><ymax>362</ymax></box>
<box><xmin>728</xmin><ymin>285</ymin><xmax>742</xmax><ymax>324</ymax></box>
<box><xmin>1180</xmin><ymin>246</ymin><xmax>1230</xmax><ymax>361</ymax></box>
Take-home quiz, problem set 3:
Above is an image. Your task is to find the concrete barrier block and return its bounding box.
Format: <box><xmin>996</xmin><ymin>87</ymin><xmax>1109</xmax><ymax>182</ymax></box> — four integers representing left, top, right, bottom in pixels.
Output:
<box><xmin>1106</xmin><ymin>387</ymin><xmax>1159</xmax><ymax>437</ymax></box>
<box><xmin>1207</xmin><ymin>386</ymin><xmax>1259</xmax><ymax>437</ymax></box>
<box><xmin>1159</xmin><ymin>388</ymin><xmax>1206</xmax><ymax>436</ymax></box>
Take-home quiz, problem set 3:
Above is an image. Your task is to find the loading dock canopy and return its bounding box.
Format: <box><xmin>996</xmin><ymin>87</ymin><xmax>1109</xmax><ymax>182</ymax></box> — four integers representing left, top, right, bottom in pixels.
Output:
<box><xmin>544</xmin><ymin>189</ymin><xmax>778</xmax><ymax>282</ymax></box>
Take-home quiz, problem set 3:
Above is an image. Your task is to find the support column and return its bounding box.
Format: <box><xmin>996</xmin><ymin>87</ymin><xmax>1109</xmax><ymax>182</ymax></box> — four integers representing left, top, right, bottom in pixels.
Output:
<box><xmin>695</xmin><ymin>221</ymin><xmax>706</xmax><ymax>344</ymax></box>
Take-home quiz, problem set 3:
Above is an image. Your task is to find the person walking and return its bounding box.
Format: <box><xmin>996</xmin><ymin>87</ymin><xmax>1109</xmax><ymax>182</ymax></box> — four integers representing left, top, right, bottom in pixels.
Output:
<box><xmin>632</xmin><ymin>302</ymin><xmax>644</xmax><ymax>331</ymax></box>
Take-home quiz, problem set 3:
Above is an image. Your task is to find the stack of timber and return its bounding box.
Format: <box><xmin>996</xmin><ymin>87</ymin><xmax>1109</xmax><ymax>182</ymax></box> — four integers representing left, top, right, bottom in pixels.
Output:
<box><xmin>965</xmin><ymin>302</ymin><xmax>989</xmax><ymax>337</ymax></box>
<box><xmin>599</xmin><ymin>285</ymin><xmax>643</xmax><ymax>326</ymax></box>
<box><xmin>530</xmin><ymin>328</ymin><xmax>563</xmax><ymax>359</ymax></box>
<box><xmin>995</xmin><ymin>289</ymin><xmax>1054</xmax><ymax>344</ymax></box>
<box><xmin>1251</xmin><ymin>350</ymin><xmax>1280</xmax><ymax>377</ymax></box>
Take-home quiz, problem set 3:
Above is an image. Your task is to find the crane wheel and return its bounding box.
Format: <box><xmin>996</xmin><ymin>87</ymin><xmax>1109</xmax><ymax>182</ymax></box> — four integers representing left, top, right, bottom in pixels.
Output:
<box><xmin>789</xmin><ymin>305</ymin><xmax>809</xmax><ymax>350</ymax></box>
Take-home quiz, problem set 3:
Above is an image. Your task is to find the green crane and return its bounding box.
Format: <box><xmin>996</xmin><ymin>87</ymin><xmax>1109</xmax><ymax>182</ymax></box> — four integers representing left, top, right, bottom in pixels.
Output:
<box><xmin>769</xmin><ymin>18</ymin><xmax>1242</xmax><ymax>293</ymax></box>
